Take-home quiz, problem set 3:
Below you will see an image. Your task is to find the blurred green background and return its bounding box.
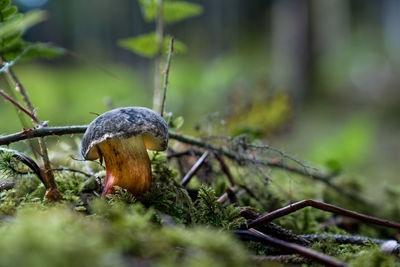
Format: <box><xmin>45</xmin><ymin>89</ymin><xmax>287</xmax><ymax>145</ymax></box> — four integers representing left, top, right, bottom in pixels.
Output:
<box><xmin>1</xmin><ymin>0</ymin><xmax>400</xmax><ymax>197</ymax></box>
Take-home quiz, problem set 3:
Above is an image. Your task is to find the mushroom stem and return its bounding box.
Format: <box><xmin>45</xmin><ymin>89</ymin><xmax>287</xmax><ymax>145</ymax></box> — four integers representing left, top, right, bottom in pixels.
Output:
<box><xmin>98</xmin><ymin>136</ymin><xmax>152</xmax><ymax>196</ymax></box>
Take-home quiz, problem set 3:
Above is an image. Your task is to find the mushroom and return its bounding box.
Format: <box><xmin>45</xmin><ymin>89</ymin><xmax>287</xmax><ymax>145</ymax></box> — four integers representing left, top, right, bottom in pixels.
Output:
<box><xmin>80</xmin><ymin>107</ymin><xmax>168</xmax><ymax>196</ymax></box>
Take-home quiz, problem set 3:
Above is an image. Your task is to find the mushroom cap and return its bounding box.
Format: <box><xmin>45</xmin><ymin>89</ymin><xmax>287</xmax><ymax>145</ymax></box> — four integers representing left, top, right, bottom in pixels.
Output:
<box><xmin>81</xmin><ymin>107</ymin><xmax>168</xmax><ymax>160</ymax></box>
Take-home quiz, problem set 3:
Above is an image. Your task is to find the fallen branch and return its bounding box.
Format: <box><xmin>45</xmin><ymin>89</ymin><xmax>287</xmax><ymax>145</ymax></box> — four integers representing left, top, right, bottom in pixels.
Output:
<box><xmin>0</xmin><ymin>125</ymin><xmax>368</xmax><ymax>204</ymax></box>
<box><xmin>180</xmin><ymin>150</ymin><xmax>210</xmax><ymax>186</ymax></box>
<box><xmin>300</xmin><ymin>234</ymin><xmax>388</xmax><ymax>245</ymax></box>
<box><xmin>247</xmin><ymin>199</ymin><xmax>400</xmax><ymax>230</ymax></box>
<box><xmin>240</xmin><ymin>207</ymin><xmax>313</xmax><ymax>246</ymax></box>
<box><xmin>234</xmin><ymin>228</ymin><xmax>348</xmax><ymax>267</ymax></box>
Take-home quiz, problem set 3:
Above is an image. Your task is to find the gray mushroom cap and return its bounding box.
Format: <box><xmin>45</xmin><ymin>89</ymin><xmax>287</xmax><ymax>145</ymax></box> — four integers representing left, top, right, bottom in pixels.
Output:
<box><xmin>81</xmin><ymin>107</ymin><xmax>168</xmax><ymax>160</ymax></box>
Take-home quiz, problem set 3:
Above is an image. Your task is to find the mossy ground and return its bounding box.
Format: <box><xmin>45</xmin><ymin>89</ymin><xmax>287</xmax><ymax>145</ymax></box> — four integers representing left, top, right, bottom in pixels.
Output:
<box><xmin>0</xmin><ymin>150</ymin><xmax>399</xmax><ymax>267</ymax></box>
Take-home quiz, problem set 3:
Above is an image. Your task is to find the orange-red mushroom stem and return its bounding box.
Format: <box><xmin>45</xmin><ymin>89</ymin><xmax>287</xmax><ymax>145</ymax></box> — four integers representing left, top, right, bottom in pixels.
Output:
<box><xmin>98</xmin><ymin>136</ymin><xmax>151</xmax><ymax>196</ymax></box>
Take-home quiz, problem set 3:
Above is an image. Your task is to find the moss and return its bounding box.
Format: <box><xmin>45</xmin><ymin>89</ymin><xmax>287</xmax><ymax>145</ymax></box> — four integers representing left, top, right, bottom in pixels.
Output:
<box><xmin>349</xmin><ymin>247</ymin><xmax>399</xmax><ymax>267</ymax></box>
<box><xmin>0</xmin><ymin>145</ymin><xmax>399</xmax><ymax>266</ymax></box>
<box><xmin>0</xmin><ymin>206</ymin><xmax>112</xmax><ymax>267</ymax></box>
<box><xmin>194</xmin><ymin>185</ymin><xmax>244</xmax><ymax>229</ymax></box>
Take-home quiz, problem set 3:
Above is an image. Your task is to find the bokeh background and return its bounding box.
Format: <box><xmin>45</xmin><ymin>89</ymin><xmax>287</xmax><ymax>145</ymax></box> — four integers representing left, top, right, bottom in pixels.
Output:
<box><xmin>1</xmin><ymin>0</ymin><xmax>400</xmax><ymax>196</ymax></box>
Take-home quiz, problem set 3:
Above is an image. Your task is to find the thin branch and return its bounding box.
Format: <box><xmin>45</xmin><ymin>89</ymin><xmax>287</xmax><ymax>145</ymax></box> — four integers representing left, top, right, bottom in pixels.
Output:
<box><xmin>0</xmin><ymin>125</ymin><xmax>87</xmax><ymax>145</ymax></box>
<box><xmin>180</xmin><ymin>150</ymin><xmax>210</xmax><ymax>186</ymax></box>
<box><xmin>170</xmin><ymin>132</ymin><xmax>368</xmax><ymax>204</ymax></box>
<box><xmin>233</xmin><ymin>229</ymin><xmax>348</xmax><ymax>267</ymax></box>
<box><xmin>160</xmin><ymin>37</ymin><xmax>174</xmax><ymax>118</ymax></box>
<box><xmin>5</xmin><ymin>67</ymin><xmax>61</xmax><ymax>201</ymax></box>
<box><xmin>240</xmin><ymin>207</ymin><xmax>313</xmax><ymax>246</ymax></box>
<box><xmin>214</xmin><ymin>152</ymin><xmax>236</xmax><ymax>186</ymax></box>
<box><xmin>217</xmin><ymin>185</ymin><xmax>238</xmax><ymax>204</ymax></box>
<box><xmin>52</xmin><ymin>168</ymin><xmax>92</xmax><ymax>178</ymax></box>
<box><xmin>299</xmin><ymin>234</ymin><xmax>388</xmax><ymax>245</ymax></box>
<box><xmin>0</xmin><ymin>126</ymin><xmax>369</xmax><ymax>204</ymax></box>
<box><xmin>247</xmin><ymin>199</ymin><xmax>400</xmax><ymax>230</ymax></box>
<box><xmin>0</xmin><ymin>89</ymin><xmax>39</xmax><ymax>124</ymax></box>
<box><xmin>167</xmin><ymin>149</ymin><xmax>203</xmax><ymax>158</ymax></box>
<box><xmin>0</xmin><ymin>74</ymin><xmax>40</xmax><ymax>159</ymax></box>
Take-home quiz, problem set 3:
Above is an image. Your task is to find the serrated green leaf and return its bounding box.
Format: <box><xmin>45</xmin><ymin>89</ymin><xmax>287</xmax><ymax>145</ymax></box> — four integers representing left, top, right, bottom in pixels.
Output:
<box><xmin>171</xmin><ymin>116</ymin><xmax>184</xmax><ymax>129</ymax></box>
<box><xmin>138</xmin><ymin>0</ymin><xmax>202</xmax><ymax>24</ymax></box>
<box><xmin>1</xmin><ymin>31</ymin><xmax>22</xmax><ymax>47</ymax></box>
<box><xmin>20</xmin><ymin>43</ymin><xmax>66</xmax><ymax>60</ymax></box>
<box><xmin>0</xmin><ymin>0</ymin><xmax>11</xmax><ymax>11</ymax></box>
<box><xmin>118</xmin><ymin>32</ymin><xmax>186</xmax><ymax>58</ymax></box>
<box><xmin>1</xmin><ymin>6</ymin><xmax>17</xmax><ymax>20</ymax></box>
<box><xmin>0</xmin><ymin>40</ymin><xmax>24</xmax><ymax>60</ymax></box>
<box><xmin>138</xmin><ymin>0</ymin><xmax>156</xmax><ymax>22</ymax></box>
<box><xmin>1</xmin><ymin>42</ymin><xmax>65</xmax><ymax>63</ymax></box>
<box><xmin>0</xmin><ymin>10</ymin><xmax>47</xmax><ymax>39</ymax></box>
<box><xmin>163</xmin><ymin>1</ymin><xmax>203</xmax><ymax>23</ymax></box>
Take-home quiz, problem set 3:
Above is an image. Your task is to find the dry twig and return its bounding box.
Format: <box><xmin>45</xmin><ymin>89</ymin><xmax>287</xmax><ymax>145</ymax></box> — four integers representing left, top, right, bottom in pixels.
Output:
<box><xmin>180</xmin><ymin>150</ymin><xmax>210</xmax><ymax>186</ymax></box>
<box><xmin>2</xmin><ymin>68</ymin><xmax>61</xmax><ymax>200</ymax></box>
<box><xmin>0</xmin><ymin>125</ymin><xmax>369</xmax><ymax>204</ymax></box>
<box><xmin>234</xmin><ymin>228</ymin><xmax>348</xmax><ymax>267</ymax></box>
<box><xmin>248</xmin><ymin>199</ymin><xmax>400</xmax><ymax>230</ymax></box>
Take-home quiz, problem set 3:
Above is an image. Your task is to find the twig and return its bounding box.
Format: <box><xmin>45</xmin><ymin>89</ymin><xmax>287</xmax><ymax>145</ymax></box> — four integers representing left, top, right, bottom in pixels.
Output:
<box><xmin>214</xmin><ymin>152</ymin><xmax>236</xmax><ymax>186</ymax></box>
<box><xmin>247</xmin><ymin>199</ymin><xmax>400</xmax><ymax>230</ymax></box>
<box><xmin>167</xmin><ymin>149</ymin><xmax>202</xmax><ymax>158</ymax></box>
<box><xmin>217</xmin><ymin>185</ymin><xmax>238</xmax><ymax>204</ymax></box>
<box><xmin>234</xmin><ymin>229</ymin><xmax>348</xmax><ymax>267</ymax></box>
<box><xmin>5</xmin><ymin>67</ymin><xmax>61</xmax><ymax>200</ymax></box>
<box><xmin>180</xmin><ymin>150</ymin><xmax>210</xmax><ymax>186</ymax></box>
<box><xmin>299</xmin><ymin>234</ymin><xmax>388</xmax><ymax>245</ymax></box>
<box><xmin>0</xmin><ymin>126</ymin><xmax>369</xmax><ymax>204</ymax></box>
<box><xmin>0</xmin><ymin>73</ymin><xmax>40</xmax><ymax>159</ymax></box>
<box><xmin>52</xmin><ymin>168</ymin><xmax>92</xmax><ymax>178</ymax></box>
<box><xmin>240</xmin><ymin>208</ymin><xmax>313</xmax><ymax>246</ymax></box>
<box><xmin>160</xmin><ymin>37</ymin><xmax>174</xmax><ymax>118</ymax></box>
<box><xmin>170</xmin><ymin>133</ymin><xmax>368</xmax><ymax>204</ymax></box>
<box><xmin>0</xmin><ymin>90</ymin><xmax>39</xmax><ymax>124</ymax></box>
<box><xmin>1</xmin><ymin>164</ymin><xmax>92</xmax><ymax>178</ymax></box>
<box><xmin>0</xmin><ymin>125</ymin><xmax>87</xmax><ymax>145</ymax></box>
<box><xmin>226</xmin><ymin>187</ymin><xmax>239</xmax><ymax>205</ymax></box>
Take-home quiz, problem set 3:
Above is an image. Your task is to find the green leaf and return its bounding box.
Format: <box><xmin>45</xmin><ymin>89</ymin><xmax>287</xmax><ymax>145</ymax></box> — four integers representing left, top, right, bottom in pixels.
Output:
<box><xmin>1</xmin><ymin>31</ymin><xmax>22</xmax><ymax>48</ymax></box>
<box><xmin>171</xmin><ymin>116</ymin><xmax>184</xmax><ymax>129</ymax></box>
<box><xmin>1</xmin><ymin>5</ymin><xmax>17</xmax><ymax>20</ymax></box>
<box><xmin>118</xmin><ymin>32</ymin><xmax>186</xmax><ymax>58</ymax></box>
<box><xmin>138</xmin><ymin>0</ymin><xmax>202</xmax><ymax>24</ymax></box>
<box><xmin>0</xmin><ymin>42</ymin><xmax>65</xmax><ymax>63</ymax></box>
<box><xmin>0</xmin><ymin>0</ymin><xmax>11</xmax><ymax>11</ymax></box>
<box><xmin>0</xmin><ymin>10</ymin><xmax>47</xmax><ymax>39</ymax></box>
<box><xmin>20</xmin><ymin>43</ymin><xmax>66</xmax><ymax>60</ymax></box>
<box><xmin>325</xmin><ymin>159</ymin><xmax>342</xmax><ymax>174</ymax></box>
<box><xmin>138</xmin><ymin>0</ymin><xmax>156</xmax><ymax>22</ymax></box>
<box><xmin>163</xmin><ymin>1</ymin><xmax>203</xmax><ymax>23</ymax></box>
